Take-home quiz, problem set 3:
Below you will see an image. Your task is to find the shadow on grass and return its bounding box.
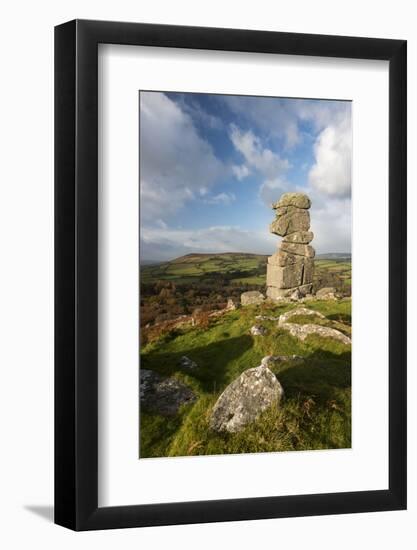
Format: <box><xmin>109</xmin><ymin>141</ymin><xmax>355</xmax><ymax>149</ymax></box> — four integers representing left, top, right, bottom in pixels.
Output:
<box><xmin>276</xmin><ymin>349</ymin><xmax>351</xmax><ymax>404</ymax></box>
<box><xmin>326</xmin><ymin>312</ymin><xmax>352</xmax><ymax>324</ymax></box>
<box><xmin>141</xmin><ymin>334</ymin><xmax>254</xmax><ymax>392</ymax></box>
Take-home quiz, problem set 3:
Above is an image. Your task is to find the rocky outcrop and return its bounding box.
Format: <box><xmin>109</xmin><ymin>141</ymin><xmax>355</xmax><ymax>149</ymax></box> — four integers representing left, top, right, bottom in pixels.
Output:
<box><xmin>140</xmin><ymin>369</ymin><xmax>196</xmax><ymax>416</ymax></box>
<box><xmin>280</xmin><ymin>322</ymin><xmax>351</xmax><ymax>345</ymax></box>
<box><xmin>210</xmin><ymin>364</ymin><xmax>284</xmax><ymax>433</ymax></box>
<box><xmin>267</xmin><ymin>192</ymin><xmax>315</xmax><ymax>300</ymax></box>
<box><xmin>276</xmin><ymin>307</ymin><xmax>351</xmax><ymax>345</ymax></box>
<box><xmin>278</xmin><ymin>307</ymin><xmax>325</xmax><ymax>325</ymax></box>
<box><xmin>241</xmin><ymin>290</ymin><xmax>265</xmax><ymax>306</ymax></box>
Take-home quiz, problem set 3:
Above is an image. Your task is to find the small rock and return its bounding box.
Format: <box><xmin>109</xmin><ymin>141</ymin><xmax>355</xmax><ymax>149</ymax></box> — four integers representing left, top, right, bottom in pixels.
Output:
<box><xmin>315</xmin><ymin>287</ymin><xmax>338</xmax><ymax>300</ymax></box>
<box><xmin>179</xmin><ymin>355</ymin><xmax>198</xmax><ymax>370</ymax></box>
<box><xmin>241</xmin><ymin>290</ymin><xmax>265</xmax><ymax>306</ymax></box>
<box><xmin>255</xmin><ymin>314</ymin><xmax>281</xmax><ymax>321</ymax></box>
<box><xmin>281</xmin><ymin>322</ymin><xmax>351</xmax><ymax>345</ymax></box>
<box><xmin>278</xmin><ymin>307</ymin><xmax>325</xmax><ymax>325</ymax></box>
<box><xmin>140</xmin><ymin>369</ymin><xmax>196</xmax><ymax>416</ymax></box>
<box><xmin>316</xmin><ymin>287</ymin><xmax>336</xmax><ymax>296</ymax></box>
<box><xmin>226</xmin><ymin>297</ymin><xmax>240</xmax><ymax>310</ymax></box>
<box><xmin>290</xmin><ymin>288</ymin><xmax>302</xmax><ymax>301</ymax></box>
<box><xmin>266</xmin><ymin>284</ymin><xmax>312</xmax><ymax>301</ymax></box>
<box><xmin>210</xmin><ymin>365</ymin><xmax>284</xmax><ymax>433</ymax></box>
<box><xmin>250</xmin><ymin>325</ymin><xmax>268</xmax><ymax>336</ymax></box>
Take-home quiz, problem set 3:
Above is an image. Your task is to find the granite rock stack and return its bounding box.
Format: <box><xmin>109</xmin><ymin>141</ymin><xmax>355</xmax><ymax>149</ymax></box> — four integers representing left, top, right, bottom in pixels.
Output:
<box><xmin>266</xmin><ymin>192</ymin><xmax>315</xmax><ymax>300</ymax></box>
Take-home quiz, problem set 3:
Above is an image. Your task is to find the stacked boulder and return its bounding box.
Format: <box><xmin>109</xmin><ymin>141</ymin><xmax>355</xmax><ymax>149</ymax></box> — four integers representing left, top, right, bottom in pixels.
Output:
<box><xmin>267</xmin><ymin>192</ymin><xmax>315</xmax><ymax>300</ymax></box>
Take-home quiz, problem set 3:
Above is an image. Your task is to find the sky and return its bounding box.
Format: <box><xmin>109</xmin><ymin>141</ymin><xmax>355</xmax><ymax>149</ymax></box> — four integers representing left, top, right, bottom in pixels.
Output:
<box><xmin>139</xmin><ymin>91</ymin><xmax>351</xmax><ymax>261</ymax></box>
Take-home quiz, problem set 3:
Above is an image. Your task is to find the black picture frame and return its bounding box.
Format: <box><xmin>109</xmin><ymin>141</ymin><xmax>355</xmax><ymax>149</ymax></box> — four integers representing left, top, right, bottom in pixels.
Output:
<box><xmin>55</xmin><ymin>19</ymin><xmax>407</xmax><ymax>531</ymax></box>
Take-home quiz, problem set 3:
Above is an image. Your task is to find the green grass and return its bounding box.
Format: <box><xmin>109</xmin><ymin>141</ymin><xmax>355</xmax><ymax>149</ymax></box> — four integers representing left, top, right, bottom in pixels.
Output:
<box><xmin>140</xmin><ymin>298</ymin><xmax>351</xmax><ymax>458</ymax></box>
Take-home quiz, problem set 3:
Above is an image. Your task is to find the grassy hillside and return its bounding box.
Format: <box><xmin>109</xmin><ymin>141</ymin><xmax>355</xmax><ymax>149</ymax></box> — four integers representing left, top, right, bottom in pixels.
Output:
<box><xmin>140</xmin><ymin>297</ymin><xmax>351</xmax><ymax>458</ymax></box>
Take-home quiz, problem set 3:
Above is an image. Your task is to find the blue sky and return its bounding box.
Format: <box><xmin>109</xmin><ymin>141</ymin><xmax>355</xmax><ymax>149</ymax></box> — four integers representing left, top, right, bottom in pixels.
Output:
<box><xmin>140</xmin><ymin>91</ymin><xmax>351</xmax><ymax>261</ymax></box>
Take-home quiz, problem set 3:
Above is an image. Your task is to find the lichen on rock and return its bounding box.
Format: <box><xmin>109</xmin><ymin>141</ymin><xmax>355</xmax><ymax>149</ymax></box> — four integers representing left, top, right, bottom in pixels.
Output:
<box><xmin>140</xmin><ymin>369</ymin><xmax>196</xmax><ymax>416</ymax></box>
<box><xmin>241</xmin><ymin>290</ymin><xmax>265</xmax><ymax>306</ymax></box>
<box><xmin>280</xmin><ymin>322</ymin><xmax>351</xmax><ymax>345</ymax></box>
<box><xmin>267</xmin><ymin>192</ymin><xmax>315</xmax><ymax>301</ymax></box>
<box><xmin>210</xmin><ymin>365</ymin><xmax>284</xmax><ymax>433</ymax></box>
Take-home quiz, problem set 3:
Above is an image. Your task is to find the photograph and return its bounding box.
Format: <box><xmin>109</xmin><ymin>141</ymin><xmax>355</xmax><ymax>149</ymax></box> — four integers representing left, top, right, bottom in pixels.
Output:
<box><xmin>139</xmin><ymin>91</ymin><xmax>352</xmax><ymax>458</ymax></box>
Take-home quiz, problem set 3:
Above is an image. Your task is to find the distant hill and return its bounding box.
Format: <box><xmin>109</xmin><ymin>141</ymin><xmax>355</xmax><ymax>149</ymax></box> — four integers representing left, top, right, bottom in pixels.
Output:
<box><xmin>316</xmin><ymin>253</ymin><xmax>351</xmax><ymax>261</ymax></box>
<box><xmin>141</xmin><ymin>252</ymin><xmax>268</xmax><ymax>284</ymax></box>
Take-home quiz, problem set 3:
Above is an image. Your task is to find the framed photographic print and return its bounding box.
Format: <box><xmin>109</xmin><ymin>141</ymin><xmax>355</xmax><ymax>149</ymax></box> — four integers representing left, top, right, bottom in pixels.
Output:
<box><xmin>55</xmin><ymin>20</ymin><xmax>407</xmax><ymax>530</ymax></box>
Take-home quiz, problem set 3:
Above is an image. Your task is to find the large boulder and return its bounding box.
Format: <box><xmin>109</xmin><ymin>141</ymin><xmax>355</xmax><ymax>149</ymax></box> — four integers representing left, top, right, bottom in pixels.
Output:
<box><xmin>280</xmin><ymin>242</ymin><xmax>315</xmax><ymax>258</ymax></box>
<box><xmin>302</xmin><ymin>258</ymin><xmax>315</xmax><ymax>283</ymax></box>
<box><xmin>140</xmin><ymin>369</ymin><xmax>196</xmax><ymax>416</ymax></box>
<box><xmin>267</xmin><ymin>262</ymin><xmax>304</xmax><ymax>289</ymax></box>
<box><xmin>210</xmin><ymin>365</ymin><xmax>284</xmax><ymax>433</ymax></box>
<box><xmin>266</xmin><ymin>284</ymin><xmax>312</xmax><ymax>300</ymax></box>
<box><xmin>241</xmin><ymin>290</ymin><xmax>265</xmax><ymax>306</ymax></box>
<box><xmin>268</xmin><ymin>250</ymin><xmax>302</xmax><ymax>267</ymax></box>
<box><xmin>280</xmin><ymin>322</ymin><xmax>351</xmax><ymax>345</ymax></box>
<box><xmin>278</xmin><ymin>307</ymin><xmax>325</xmax><ymax>325</ymax></box>
<box><xmin>272</xmin><ymin>192</ymin><xmax>311</xmax><ymax>209</ymax></box>
<box><xmin>270</xmin><ymin>209</ymin><xmax>310</xmax><ymax>236</ymax></box>
<box><xmin>283</xmin><ymin>231</ymin><xmax>314</xmax><ymax>244</ymax></box>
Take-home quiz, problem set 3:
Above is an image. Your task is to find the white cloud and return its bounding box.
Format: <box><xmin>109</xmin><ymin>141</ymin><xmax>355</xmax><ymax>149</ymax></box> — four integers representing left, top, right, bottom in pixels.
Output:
<box><xmin>222</xmin><ymin>95</ymin><xmax>351</xmax><ymax>151</ymax></box>
<box><xmin>141</xmin><ymin>225</ymin><xmax>276</xmax><ymax>261</ymax></box>
<box><xmin>308</xmin><ymin>113</ymin><xmax>351</xmax><ymax>197</ymax></box>
<box><xmin>259</xmin><ymin>177</ymin><xmax>289</xmax><ymax>206</ymax></box>
<box><xmin>140</xmin><ymin>92</ymin><xmax>224</xmax><ymax>221</ymax></box>
<box><xmin>155</xmin><ymin>219</ymin><xmax>167</xmax><ymax>229</ymax></box>
<box><xmin>229</xmin><ymin>124</ymin><xmax>289</xmax><ymax>178</ymax></box>
<box><xmin>223</xmin><ymin>96</ymin><xmax>302</xmax><ymax>149</ymax></box>
<box><xmin>205</xmin><ymin>192</ymin><xmax>236</xmax><ymax>205</ymax></box>
<box><xmin>178</xmin><ymin>97</ymin><xmax>224</xmax><ymax>130</ymax></box>
<box><xmin>232</xmin><ymin>164</ymin><xmax>250</xmax><ymax>181</ymax></box>
<box><xmin>309</xmin><ymin>195</ymin><xmax>351</xmax><ymax>253</ymax></box>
